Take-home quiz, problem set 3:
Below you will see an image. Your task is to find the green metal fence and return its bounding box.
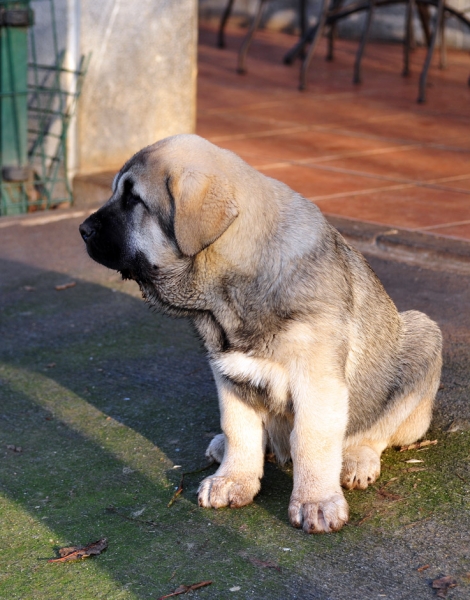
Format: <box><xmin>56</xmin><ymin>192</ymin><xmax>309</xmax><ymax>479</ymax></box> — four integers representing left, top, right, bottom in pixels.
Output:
<box><xmin>0</xmin><ymin>0</ymin><xmax>88</xmax><ymax>216</ymax></box>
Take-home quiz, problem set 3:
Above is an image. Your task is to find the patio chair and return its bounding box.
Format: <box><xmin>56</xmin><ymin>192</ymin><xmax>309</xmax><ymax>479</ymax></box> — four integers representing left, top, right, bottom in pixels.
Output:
<box><xmin>295</xmin><ymin>0</ymin><xmax>469</xmax><ymax>102</ymax></box>
<box><xmin>217</xmin><ymin>0</ymin><xmax>308</xmax><ymax>73</ymax></box>
<box><xmin>217</xmin><ymin>0</ymin><xmax>470</xmax><ymax>103</ymax></box>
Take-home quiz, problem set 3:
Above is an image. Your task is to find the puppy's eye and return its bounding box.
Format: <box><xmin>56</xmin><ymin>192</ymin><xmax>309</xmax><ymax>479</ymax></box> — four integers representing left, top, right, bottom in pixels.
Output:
<box><xmin>124</xmin><ymin>193</ymin><xmax>142</xmax><ymax>209</ymax></box>
<box><xmin>122</xmin><ymin>180</ymin><xmax>145</xmax><ymax>210</ymax></box>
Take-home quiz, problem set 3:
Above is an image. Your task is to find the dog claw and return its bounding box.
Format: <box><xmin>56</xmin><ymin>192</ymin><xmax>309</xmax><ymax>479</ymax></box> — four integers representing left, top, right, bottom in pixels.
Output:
<box><xmin>288</xmin><ymin>493</ymin><xmax>349</xmax><ymax>533</ymax></box>
<box><xmin>198</xmin><ymin>475</ymin><xmax>259</xmax><ymax>509</ymax></box>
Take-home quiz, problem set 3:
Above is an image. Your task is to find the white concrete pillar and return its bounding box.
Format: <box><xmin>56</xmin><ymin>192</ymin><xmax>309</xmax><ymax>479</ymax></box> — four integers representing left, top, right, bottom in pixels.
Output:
<box><xmin>78</xmin><ymin>0</ymin><xmax>198</xmax><ymax>173</ymax></box>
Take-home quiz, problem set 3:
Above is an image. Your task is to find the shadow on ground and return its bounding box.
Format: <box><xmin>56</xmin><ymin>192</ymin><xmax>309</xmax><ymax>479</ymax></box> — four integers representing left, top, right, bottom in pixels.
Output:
<box><xmin>1</xmin><ymin>249</ymin><xmax>469</xmax><ymax>599</ymax></box>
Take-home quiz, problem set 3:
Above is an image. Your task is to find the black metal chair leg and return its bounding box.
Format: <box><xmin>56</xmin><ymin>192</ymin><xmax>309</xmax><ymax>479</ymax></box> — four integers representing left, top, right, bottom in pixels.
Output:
<box><xmin>237</xmin><ymin>0</ymin><xmax>267</xmax><ymax>74</ymax></box>
<box><xmin>326</xmin><ymin>0</ymin><xmax>343</xmax><ymax>61</ymax></box>
<box><xmin>417</xmin><ymin>4</ymin><xmax>431</xmax><ymax>46</ymax></box>
<box><xmin>217</xmin><ymin>0</ymin><xmax>236</xmax><ymax>48</ymax></box>
<box><xmin>353</xmin><ymin>0</ymin><xmax>375</xmax><ymax>84</ymax></box>
<box><xmin>299</xmin><ymin>0</ymin><xmax>307</xmax><ymax>38</ymax></box>
<box><xmin>439</xmin><ymin>9</ymin><xmax>447</xmax><ymax>69</ymax></box>
<box><xmin>418</xmin><ymin>0</ymin><xmax>445</xmax><ymax>103</ymax></box>
<box><xmin>299</xmin><ymin>0</ymin><xmax>330</xmax><ymax>90</ymax></box>
<box><xmin>327</xmin><ymin>24</ymin><xmax>336</xmax><ymax>61</ymax></box>
<box><xmin>283</xmin><ymin>0</ymin><xmax>311</xmax><ymax>65</ymax></box>
<box><xmin>284</xmin><ymin>28</ymin><xmax>313</xmax><ymax>65</ymax></box>
<box><xmin>403</xmin><ymin>0</ymin><xmax>416</xmax><ymax>77</ymax></box>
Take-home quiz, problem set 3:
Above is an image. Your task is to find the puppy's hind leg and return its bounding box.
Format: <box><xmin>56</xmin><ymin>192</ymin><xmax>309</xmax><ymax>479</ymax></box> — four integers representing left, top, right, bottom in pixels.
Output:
<box><xmin>388</xmin><ymin>393</ymin><xmax>434</xmax><ymax>447</ymax></box>
<box><xmin>205</xmin><ymin>433</ymin><xmax>225</xmax><ymax>464</ymax></box>
<box><xmin>342</xmin><ymin>311</ymin><xmax>441</xmax><ymax>490</ymax></box>
<box><xmin>341</xmin><ymin>442</ymin><xmax>384</xmax><ymax>490</ymax></box>
<box><xmin>389</xmin><ymin>311</ymin><xmax>442</xmax><ymax>447</ymax></box>
<box><xmin>341</xmin><ymin>392</ymin><xmax>434</xmax><ymax>490</ymax></box>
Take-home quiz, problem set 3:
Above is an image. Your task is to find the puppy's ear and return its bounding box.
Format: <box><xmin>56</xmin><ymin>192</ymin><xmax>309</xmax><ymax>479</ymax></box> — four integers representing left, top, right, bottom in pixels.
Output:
<box><xmin>169</xmin><ymin>169</ymin><xmax>238</xmax><ymax>257</ymax></box>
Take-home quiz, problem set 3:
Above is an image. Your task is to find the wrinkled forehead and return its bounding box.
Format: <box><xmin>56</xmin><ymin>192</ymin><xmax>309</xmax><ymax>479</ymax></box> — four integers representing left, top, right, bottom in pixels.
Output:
<box><xmin>111</xmin><ymin>145</ymin><xmax>167</xmax><ymax>194</ymax></box>
<box><xmin>111</xmin><ymin>135</ymin><xmax>220</xmax><ymax>195</ymax></box>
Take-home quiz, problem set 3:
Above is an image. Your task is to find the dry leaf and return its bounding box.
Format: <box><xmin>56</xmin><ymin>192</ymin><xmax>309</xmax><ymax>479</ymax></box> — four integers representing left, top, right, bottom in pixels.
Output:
<box><xmin>23</xmin><ymin>286</ymin><xmax>35</xmax><ymax>292</ymax></box>
<box><xmin>249</xmin><ymin>557</ymin><xmax>281</xmax><ymax>571</ymax></box>
<box><xmin>431</xmin><ymin>576</ymin><xmax>457</xmax><ymax>598</ymax></box>
<box><xmin>417</xmin><ymin>564</ymin><xmax>430</xmax><ymax>572</ymax></box>
<box><xmin>55</xmin><ymin>281</ymin><xmax>76</xmax><ymax>291</ymax></box>
<box><xmin>405</xmin><ymin>459</ymin><xmax>424</xmax><ymax>464</ymax></box>
<box><xmin>158</xmin><ymin>581</ymin><xmax>212</xmax><ymax>599</ymax></box>
<box><xmin>400</xmin><ymin>440</ymin><xmax>437</xmax><ymax>451</ymax></box>
<box><xmin>48</xmin><ymin>538</ymin><xmax>108</xmax><ymax>562</ymax></box>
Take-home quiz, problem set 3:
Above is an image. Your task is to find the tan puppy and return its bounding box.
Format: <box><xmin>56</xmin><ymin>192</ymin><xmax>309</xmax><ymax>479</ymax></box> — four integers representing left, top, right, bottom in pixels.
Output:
<box><xmin>80</xmin><ymin>134</ymin><xmax>442</xmax><ymax>533</ymax></box>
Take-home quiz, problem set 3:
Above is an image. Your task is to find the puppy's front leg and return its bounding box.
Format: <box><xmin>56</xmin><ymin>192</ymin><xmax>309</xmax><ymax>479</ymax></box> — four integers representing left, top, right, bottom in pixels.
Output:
<box><xmin>198</xmin><ymin>371</ymin><xmax>265</xmax><ymax>509</ymax></box>
<box><xmin>288</xmin><ymin>368</ymin><xmax>349</xmax><ymax>533</ymax></box>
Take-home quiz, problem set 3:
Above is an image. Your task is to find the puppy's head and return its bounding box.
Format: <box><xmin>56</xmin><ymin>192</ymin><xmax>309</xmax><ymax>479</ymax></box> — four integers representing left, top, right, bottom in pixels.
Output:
<box><xmin>79</xmin><ymin>135</ymin><xmax>239</xmax><ymax>283</ymax></box>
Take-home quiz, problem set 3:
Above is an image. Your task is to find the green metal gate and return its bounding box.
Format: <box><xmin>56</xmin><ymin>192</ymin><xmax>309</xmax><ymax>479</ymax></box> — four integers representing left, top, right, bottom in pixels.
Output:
<box><xmin>0</xmin><ymin>0</ymin><xmax>88</xmax><ymax>216</ymax></box>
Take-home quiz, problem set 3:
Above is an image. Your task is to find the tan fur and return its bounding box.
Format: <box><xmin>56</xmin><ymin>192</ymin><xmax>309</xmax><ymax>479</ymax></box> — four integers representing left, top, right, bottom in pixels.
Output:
<box><xmin>80</xmin><ymin>134</ymin><xmax>443</xmax><ymax>534</ymax></box>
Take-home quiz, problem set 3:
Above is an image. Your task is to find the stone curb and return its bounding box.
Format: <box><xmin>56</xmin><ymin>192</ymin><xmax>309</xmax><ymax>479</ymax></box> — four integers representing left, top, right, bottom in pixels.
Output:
<box><xmin>327</xmin><ymin>215</ymin><xmax>470</xmax><ymax>274</ymax></box>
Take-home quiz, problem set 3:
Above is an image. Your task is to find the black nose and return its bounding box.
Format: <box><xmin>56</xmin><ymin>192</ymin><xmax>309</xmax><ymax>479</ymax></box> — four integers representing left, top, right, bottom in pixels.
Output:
<box><xmin>79</xmin><ymin>221</ymin><xmax>95</xmax><ymax>242</ymax></box>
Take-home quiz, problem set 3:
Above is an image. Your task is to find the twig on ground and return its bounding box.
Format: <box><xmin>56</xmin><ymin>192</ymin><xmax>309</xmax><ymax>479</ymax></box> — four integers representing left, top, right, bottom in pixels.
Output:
<box><xmin>168</xmin><ymin>462</ymin><xmax>215</xmax><ymax>508</ymax></box>
<box><xmin>158</xmin><ymin>581</ymin><xmax>212</xmax><ymax>599</ymax></box>
<box><xmin>399</xmin><ymin>440</ymin><xmax>437</xmax><ymax>452</ymax></box>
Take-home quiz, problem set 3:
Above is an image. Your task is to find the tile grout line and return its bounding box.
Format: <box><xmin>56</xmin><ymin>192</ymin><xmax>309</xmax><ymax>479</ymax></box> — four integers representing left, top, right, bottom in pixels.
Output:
<box><xmin>257</xmin><ymin>160</ymin><xmax>470</xmax><ymax>196</ymax></box>
<box><xmin>322</xmin><ymin>212</ymin><xmax>470</xmax><ymax>241</ymax></box>
<box><xmin>418</xmin><ymin>220</ymin><xmax>470</xmax><ymax>231</ymax></box>
<box><xmin>203</xmin><ymin>120</ymin><xmax>470</xmax><ymax>153</ymax></box>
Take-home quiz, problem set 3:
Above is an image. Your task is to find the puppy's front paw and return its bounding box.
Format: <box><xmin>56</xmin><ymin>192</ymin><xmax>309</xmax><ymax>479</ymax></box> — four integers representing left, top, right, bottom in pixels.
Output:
<box><xmin>205</xmin><ymin>433</ymin><xmax>225</xmax><ymax>464</ymax></box>
<box><xmin>288</xmin><ymin>492</ymin><xmax>349</xmax><ymax>533</ymax></box>
<box><xmin>341</xmin><ymin>445</ymin><xmax>381</xmax><ymax>490</ymax></box>
<box><xmin>198</xmin><ymin>475</ymin><xmax>260</xmax><ymax>509</ymax></box>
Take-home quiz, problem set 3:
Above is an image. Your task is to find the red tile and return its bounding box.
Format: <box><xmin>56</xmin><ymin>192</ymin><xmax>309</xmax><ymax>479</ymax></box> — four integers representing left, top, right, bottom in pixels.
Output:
<box><xmin>314</xmin><ymin>187</ymin><xmax>470</xmax><ymax>230</ymax></box>
<box><xmin>313</xmin><ymin>146</ymin><xmax>470</xmax><ymax>182</ymax></box>
<box><xmin>257</xmin><ymin>164</ymin><xmax>394</xmax><ymax>198</ymax></box>
<box><xmin>215</xmin><ymin>131</ymin><xmax>411</xmax><ymax>168</ymax></box>
<box><xmin>423</xmin><ymin>223</ymin><xmax>470</xmax><ymax>240</ymax></box>
<box><xmin>197</xmin><ymin>23</ymin><xmax>470</xmax><ymax>243</ymax></box>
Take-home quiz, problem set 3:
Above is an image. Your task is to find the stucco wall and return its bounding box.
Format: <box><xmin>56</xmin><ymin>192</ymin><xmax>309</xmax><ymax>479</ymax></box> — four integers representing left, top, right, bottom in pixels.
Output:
<box><xmin>79</xmin><ymin>0</ymin><xmax>198</xmax><ymax>174</ymax></box>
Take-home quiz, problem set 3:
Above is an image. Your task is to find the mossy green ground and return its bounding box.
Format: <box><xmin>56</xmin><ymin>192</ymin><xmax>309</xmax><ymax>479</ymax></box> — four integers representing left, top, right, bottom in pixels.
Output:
<box><xmin>1</xmin><ymin>225</ymin><xmax>469</xmax><ymax>599</ymax></box>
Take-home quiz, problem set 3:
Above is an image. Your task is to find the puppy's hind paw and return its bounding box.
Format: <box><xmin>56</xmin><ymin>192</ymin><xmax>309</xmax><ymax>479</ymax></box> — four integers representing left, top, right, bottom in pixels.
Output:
<box><xmin>205</xmin><ymin>433</ymin><xmax>225</xmax><ymax>464</ymax></box>
<box><xmin>341</xmin><ymin>445</ymin><xmax>381</xmax><ymax>490</ymax></box>
<box><xmin>288</xmin><ymin>493</ymin><xmax>349</xmax><ymax>534</ymax></box>
<box><xmin>198</xmin><ymin>475</ymin><xmax>259</xmax><ymax>509</ymax></box>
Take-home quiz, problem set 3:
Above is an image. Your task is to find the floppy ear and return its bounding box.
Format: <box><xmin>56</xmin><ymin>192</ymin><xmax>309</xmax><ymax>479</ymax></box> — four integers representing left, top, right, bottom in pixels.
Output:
<box><xmin>169</xmin><ymin>169</ymin><xmax>238</xmax><ymax>257</ymax></box>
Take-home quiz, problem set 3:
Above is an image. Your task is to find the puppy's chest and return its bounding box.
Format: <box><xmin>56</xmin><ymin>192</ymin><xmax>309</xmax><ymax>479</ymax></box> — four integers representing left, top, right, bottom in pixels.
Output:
<box><xmin>212</xmin><ymin>351</ymin><xmax>291</xmax><ymax>414</ymax></box>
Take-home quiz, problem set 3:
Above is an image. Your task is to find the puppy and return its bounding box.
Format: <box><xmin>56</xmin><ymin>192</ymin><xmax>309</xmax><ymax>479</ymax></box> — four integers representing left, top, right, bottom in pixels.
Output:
<box><xmin>80</xmin><ymin>134</ymin><xmax>442</xmax><ymax>534</ymax></box>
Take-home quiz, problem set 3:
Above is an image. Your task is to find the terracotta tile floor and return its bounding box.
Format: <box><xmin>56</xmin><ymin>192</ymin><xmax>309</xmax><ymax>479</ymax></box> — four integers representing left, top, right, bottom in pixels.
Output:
<box><xmin>197</xmin><ymin>23</ymin><xmax>470</xmax><ymax>241</ymax></box>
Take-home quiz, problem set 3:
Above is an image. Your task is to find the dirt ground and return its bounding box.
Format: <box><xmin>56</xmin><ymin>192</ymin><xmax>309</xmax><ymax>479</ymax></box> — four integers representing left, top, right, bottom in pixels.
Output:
<box><xmin>0</xmin><ymin>209</ymin><xmax>469</xmax><ymax>599</ymax></box>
